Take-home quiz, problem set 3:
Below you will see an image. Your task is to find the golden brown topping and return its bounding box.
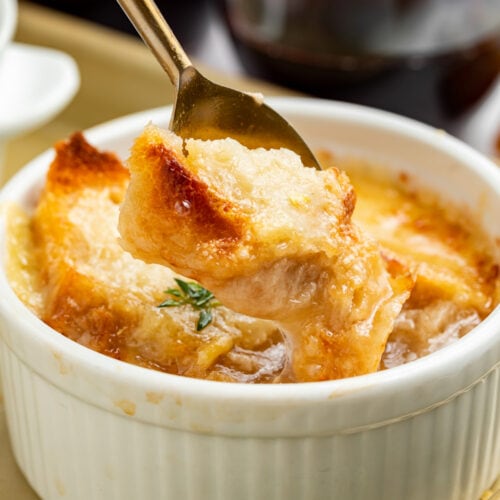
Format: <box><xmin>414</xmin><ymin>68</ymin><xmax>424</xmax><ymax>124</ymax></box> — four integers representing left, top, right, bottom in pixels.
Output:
<box><xmin>27</xmin><ymin>133</ymin><xmax>284</xmax><ymax>382</ymax></box>
<box><xmin>7</xmin><ymin>132</ymin><xmax>497</xmax><ymax>383</ymax></box>
<box><xmin>119</xmin><ymin>125</ymin><xmax>413</xmax><ymax>381</ymax></box>
<box><xmin>47</xmin><ymin>132</ymin><xmax>129</xmax><ymax>192</ymax></box>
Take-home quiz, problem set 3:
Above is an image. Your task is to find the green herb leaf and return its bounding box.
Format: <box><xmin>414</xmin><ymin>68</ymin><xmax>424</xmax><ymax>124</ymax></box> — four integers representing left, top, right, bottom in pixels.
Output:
<box><xmin>194</xmin><ymin>292</ymin><xmax>214</xmax><ymax>308</ymax></box>
<box><xmin>197</xmin><ymin>309</ymin><xmax>213</xmax><ymax>331</ymax></box>
<box><xmin>175</xmin><ymin>278</ymin><xmax>193</xmax><ymax>297</ymax></box>
<box><xmin>158</xmin><ymin>298</ymin><xmax>184</xmax><ymax>308</ymax></box>
<box><xmin>159</xmin><ymin>279</ymin><xmax>220</xmax><ymax>331</ymax></box>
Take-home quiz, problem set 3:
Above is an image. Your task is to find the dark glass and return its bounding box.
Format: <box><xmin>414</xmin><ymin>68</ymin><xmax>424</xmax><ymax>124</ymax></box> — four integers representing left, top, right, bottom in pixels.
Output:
<box><xmin>220</xmin><ymin>0</ymin><xmax>500</xmax><ymax>128</ymax></box>
<box><xmin>31</xmin><ymin>0</ymin><xmax>209</xmax><ymax>52</ymax></box>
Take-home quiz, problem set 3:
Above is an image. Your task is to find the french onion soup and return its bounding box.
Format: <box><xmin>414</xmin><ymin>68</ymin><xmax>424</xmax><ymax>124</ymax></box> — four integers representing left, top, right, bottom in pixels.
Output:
<box><xmin>5</xmin><ymin>128</ymin><xmax>499</xmax><ymax>382</ymax></box>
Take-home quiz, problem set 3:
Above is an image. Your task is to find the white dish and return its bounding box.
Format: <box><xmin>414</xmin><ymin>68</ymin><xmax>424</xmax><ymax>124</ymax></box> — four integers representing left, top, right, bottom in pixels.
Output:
<box><xmin>0</xmin><ymin>98</ymin><xmax>499</xmax><ymax>500</ymax></box>
<box><xmin>0</xmin><ymin>41</ymin><xmax>79</xmax><ymax>180</ymax></box>
<box><xmin>455</xmin><ymin>77</ymin><xmax>500</xmax><ymax>158</ymax></box>
<box><xmin>0</xmin><ymin>42</ymin><xmax>79</xmax><ymax>139</ymax></box>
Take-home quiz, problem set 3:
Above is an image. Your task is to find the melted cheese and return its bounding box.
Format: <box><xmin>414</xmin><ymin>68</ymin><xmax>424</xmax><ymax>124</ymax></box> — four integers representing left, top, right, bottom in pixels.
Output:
<box><xmin>344</xmin><ymin>164</ymin><xmax>499</xmax><ymax>368</ymax></box>
<box><xmin>5</xmin><ymin>133</ymin><xmax>499</xmax><ymax>383</ymax></box>
<box><xmin>118</xmin><ymin>126</ymin><xmax>411</xmax><ymax>382</ymax></box>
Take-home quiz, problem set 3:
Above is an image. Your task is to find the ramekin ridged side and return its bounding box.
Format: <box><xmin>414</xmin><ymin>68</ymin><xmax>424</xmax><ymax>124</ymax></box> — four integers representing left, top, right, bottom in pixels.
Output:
<box><xmin>1</xmin><ymin>335</ymin><xmax>499</xmax><ymax>500</ymax></box>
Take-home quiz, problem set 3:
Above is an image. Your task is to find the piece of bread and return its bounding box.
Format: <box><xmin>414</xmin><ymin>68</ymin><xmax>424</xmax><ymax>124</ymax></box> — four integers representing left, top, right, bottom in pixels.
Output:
<box><xmin>119</xmin><ymin>125</ymin><xmax>414</xmax><ymax>381</ymax></box>
<box><xmin>345</xmin><ymin>164</ymin><xmax>500</xmax><ymax>368</ymax></box>
<box><xmin>31</xmin><ymin>133</ymin><xmax>284</xmax><ymax>382</ymax></box>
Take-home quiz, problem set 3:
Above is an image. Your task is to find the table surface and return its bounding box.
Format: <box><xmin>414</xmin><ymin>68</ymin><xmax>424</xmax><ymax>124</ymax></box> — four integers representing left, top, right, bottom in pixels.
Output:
<box><xmin>1</xmin><ymin>3</ymin><xmax>499</xmax><ymax>499</ymax></box>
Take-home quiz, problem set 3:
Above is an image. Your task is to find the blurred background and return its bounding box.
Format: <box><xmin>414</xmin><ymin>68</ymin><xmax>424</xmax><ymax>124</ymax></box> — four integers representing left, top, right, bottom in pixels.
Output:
<box><xmin>28</xmin><ymin>0</ymin><xmax>500</xmax><ymax>131</ymax></box>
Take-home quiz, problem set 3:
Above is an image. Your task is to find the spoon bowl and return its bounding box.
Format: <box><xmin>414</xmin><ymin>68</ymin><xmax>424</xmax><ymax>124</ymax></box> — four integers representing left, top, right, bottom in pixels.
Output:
<box><xmin>116</xmin><ymin>0</ymin><xmax>320</xmax><ymax>169</ymax></box>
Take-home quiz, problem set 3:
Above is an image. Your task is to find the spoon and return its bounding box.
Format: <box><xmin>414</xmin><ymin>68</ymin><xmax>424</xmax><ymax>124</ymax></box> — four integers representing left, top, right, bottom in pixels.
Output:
<box><xmin>116</xmin><ymin>0</ymin><xmax>321</xmax><ymax>169</ymax></box>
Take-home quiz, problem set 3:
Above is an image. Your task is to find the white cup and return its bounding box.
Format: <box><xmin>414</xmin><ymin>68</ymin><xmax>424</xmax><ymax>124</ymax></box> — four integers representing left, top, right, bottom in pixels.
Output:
<box><xmin>0</xmin><ymin>0</ymin><xmax>80</xmax><ymax>180</ymax></box>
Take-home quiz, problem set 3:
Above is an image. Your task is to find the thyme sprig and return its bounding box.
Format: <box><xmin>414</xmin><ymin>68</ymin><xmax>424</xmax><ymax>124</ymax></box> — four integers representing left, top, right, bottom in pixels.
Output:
<box><xmin>158</xmin><ymin>278</ymin><xmax>220</xmax><ymax>331</ymax></box>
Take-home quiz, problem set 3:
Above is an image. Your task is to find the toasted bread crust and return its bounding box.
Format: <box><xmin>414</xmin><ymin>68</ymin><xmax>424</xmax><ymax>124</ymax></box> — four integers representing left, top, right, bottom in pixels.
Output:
<box><xmin>145</xmin><ymin>141</ymin><xmax>242</xmax><ymax>244</ymax></box>
<box><xmin>47</xmin><ymin>132</ymin><xmax>129</xmax><ymax>191</ymax></box>
<box><xmin>34</xmin><ymin>134</ymin><xmax>133</xmax><ymax>359</ymax></box>
<box><xmin>30</xmin><ymin>133</ymin><xmax>284</xmax><ymax>381</ymax></box>
<box><xmin>119</xmin><ymin>125</ymin><xmax>414</xmax><ymax>381</ymax></box>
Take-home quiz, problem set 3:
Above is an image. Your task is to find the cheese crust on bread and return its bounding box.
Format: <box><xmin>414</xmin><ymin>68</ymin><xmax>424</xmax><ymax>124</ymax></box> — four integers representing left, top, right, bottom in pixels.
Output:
<box><xmin>119</xmin><ymin>125</ymin><xmax>414</xmax><ymax>381</ymax></box>
<box><xmin>29</xmin><ymin>133</ymin><xmax>286</xmax><ymax>382</ymax></box>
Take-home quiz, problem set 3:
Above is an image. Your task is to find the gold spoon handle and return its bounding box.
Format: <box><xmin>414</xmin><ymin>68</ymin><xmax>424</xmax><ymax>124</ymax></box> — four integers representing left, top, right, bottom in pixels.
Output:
<box><xmin>117</xmin><ymin>0</ymin><xmax>191</xmax><ymax>87</ymax></box>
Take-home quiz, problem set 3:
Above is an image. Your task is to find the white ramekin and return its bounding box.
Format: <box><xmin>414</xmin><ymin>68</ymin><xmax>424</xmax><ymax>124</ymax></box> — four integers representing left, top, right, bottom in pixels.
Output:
<box><xmin>0</xmin><ymin>98</ymin><xmax>499</xmax><ymax>500</ymax></box>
